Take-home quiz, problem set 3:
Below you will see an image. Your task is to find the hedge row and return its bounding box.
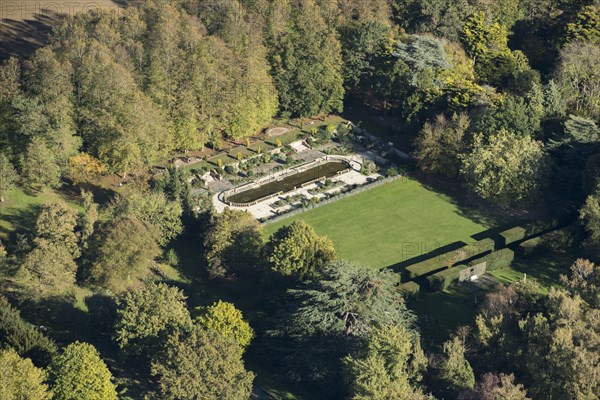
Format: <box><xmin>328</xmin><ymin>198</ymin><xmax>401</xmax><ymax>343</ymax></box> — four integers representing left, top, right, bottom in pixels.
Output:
<box><xmin>499</xmin><ymin>227</ymin><xmax>526</xmax><ymax>247</ymax></box>
<box><xmin>399</xmin><ymin>281</ymin><xmax>420</xmax><ymax>295</ymax></box>
<box><xmin>464</xmin><ymin>238</ymin><xmax>495</xmax><ymax>259</ymax></box>
<box><xmin>403</xmin><ymin>250</ymin><xmax>461</xmax><ymax>281</ymax></box>
<box><xmin>403</xmin><ymin>238</ymin><xmax>496</xmax><ymax>281</ymax></box>
<box><xmin>468</xmin><ymin>248</ymin><xmax>515</xmax><ymax>271</ymax></box>
<box><xmin>517</xmin><ymin>225</ymin><xmax>581</xmax><ymax>257</ymax></box>
<box><xmin>517</xmin><ymin>236</ymin><xmax>544</xmax><ymax>257</ymax></box>
<box><xmin>426</xmin><ymin>268</ymin><xmax>460</xmax><ymax>291</ymax></box>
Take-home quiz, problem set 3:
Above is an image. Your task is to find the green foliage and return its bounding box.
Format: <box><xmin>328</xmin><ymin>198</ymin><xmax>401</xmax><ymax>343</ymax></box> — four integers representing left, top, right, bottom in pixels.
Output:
<box><xmin>78</xmin><ymin>190</ymin><xmax>98</xmax><ymax>246</ymax></box>
<box><xmin>34</xmin><ymin>201</ymin><xmax>80</xmax><ymax>258</ymax></box>
<box><xmin>151</xmin><ymin>325</ymin><xmax>254</xmax><ymax>400</ymax></box>
<box><xmin>475</xmin><ymin>279</ymin><xmax>600</xmax><ymax>399</ymax></box>
<box><xmin>87</xmin><ymin>216</ymin><xmax>161</xmax><ymax>290</ymax></box>
<box><xmin>564</xmin><ymin>114</ymin><xmax>600</xmax><ymax>143</ymax></box>
<box><xmin>499</xmin><ymin>226</ymin><xmax>527</xmax><ymax>246</ymax></box>
<box><xmin>440</xmin><ymin>336</ymin><xmax>475</xmax><ymax>394</ymax></box>
<box><xmin>195</xmin><ymin>300</ymin><xmax>254</xmax><ymax>348</ymax></box>
<box><xmin>109</xmin><ymin>189</ymin><xmax>183</xmax><ymax>245</ymax></box>
<box><xmin>0</xmin><ymin>296</ymin><xmax>57</xmax><ymax>366</ymax></box>
<box><xmin>427</xmin><ymin>267</ymin><xmax>461</xmax><ymax>291</ymax></box>
<box><xmin>404</xmin><ymin>247</ymin><xmax>468</xmax><ymax>281</ymax></box>
<box><xmin>413</xmin><ymin>113</ymin><xmax>469</xmax><ymax>177</ymax></box>
<box><xmin>472</xmin><ymin>83</ymin><xmax>545</xmax><ymax>137</ymax></box>
<box><xmin>286</xmin><ymin>260</ymin><xmax>414</xmax><ymax>337</ymax></box>
<box><xmin>0</xmin><ymin>153</ymin><xmax>18</xmax><ymax>202</ymax></box>
<box><xmin>580</xmin><ymin>186</ymin><xmax>600</xmax><ymax>245</ymax></box>
<box><xmin>461</xmin><ymin>12</ymin><xmax>530</xmax><ymax>86</ymax></box>
<box><xmin>269</xmin><ymin>0</ymin><xmax>345</xmax><ymax>117</ymax></box>
<box><xmin>0</xmin><ymin>348</ymin><xmax>50</xmax><ymax>400</ymax></box>
<box><xmin>556</xmin><ymin>42</ymin><xmax>600</xmax><ymax>119</ymax></box>
<box><xmin>543</xmin><ymin>79</ymin><xmax>567</xmax><ymax>118</ymax></box>
<box><xmin>19</xmin><ymin>238</ymin><xmax>78</xmax><ymax>296</ymax></box>
<box><xmin>340</xmin><ymin>20</ymin><xmax>391</xmax><ymax>89</ymax></box>
<box><xmin>49</xmin><ymin>341</ymin><xmax>118</xmax><ymax>400</ymax></box>
<box><xmin>468</xmin><ymin>248</ymin><xmax>515</xmax><ymax>271</ymax></box>
<box><xmin>460</xmin><ymin>130</ymin><xmax>548</xmax><ymax>206</ymax></box>
<box><xmin>204</xmin><ymin>208</ymin><xmax>263</xmax><ymax>278</ymax></box>
<box><xmin>565</xmin><ymin>5</ymin><xmax>600</xmax><ymax>44</ymax></box>
<box><xmin>462</xmin><ymin>372</ymin><xmax>530</xmax><ymax>400</ymax></box>
<box><xmin>265</xmin><ymin>220</ymin><xmax>336</xmax><ymax>278</ymax></box>
<box><xmin>399</xmin><ymin>281</ymin><xmax>420</xmax><ymax>295</ymax></box>
<box><xmin>343</xmin><ymin>325</ymin><xmax>428</xmax><ymax>400</ymax></box>
<box><xmin>21</xmin><ymin>137</ymin><xmax>61</xmax><ymax>191</ymax></box>
<box><xmin>114</xmin><ymin>283</ymin><xmax>192</xmax><ymax>357</ymax></box>
<box><xmin>561</xmin><ymin>258</ymin><xmax>600</xmax><ymax>308</ymax></box>
<box><xmin>394</xmin><ymin>35</ymin><xmax>450</xmax><ymax>76</ymax></box>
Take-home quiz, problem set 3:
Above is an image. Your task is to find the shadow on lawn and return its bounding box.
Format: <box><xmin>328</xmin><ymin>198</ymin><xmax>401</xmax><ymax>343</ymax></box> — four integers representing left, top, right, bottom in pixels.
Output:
<box><xmin>385</xmin><ymin>240</ymin><xmax>466</xmax><ymax>274</ymax></box>
<box><xmin>415</xmin><ymin>173</ymin><xmax>509</xmax><ymax>226</ymax></box>
<box><xmin>0</xmin><ymin>203</ymin><xmax>40</xmax><ymax>240</ymax></box>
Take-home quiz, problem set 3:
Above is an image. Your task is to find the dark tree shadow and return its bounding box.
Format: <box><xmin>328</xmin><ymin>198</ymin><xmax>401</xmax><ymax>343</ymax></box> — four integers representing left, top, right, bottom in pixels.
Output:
<box><xmin>385</xmin><ymin>240</ymin><xmax>467</xmax><ymax>274</ymax></box>
<box><xmin>1</xmin><ymin>2</ymin><xmax>130</xmax><ymax>63</ymax></box>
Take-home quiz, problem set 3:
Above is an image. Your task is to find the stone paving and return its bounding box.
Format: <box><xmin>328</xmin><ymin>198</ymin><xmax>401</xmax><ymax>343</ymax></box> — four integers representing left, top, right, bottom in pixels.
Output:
<box><xmin>212</xmin><ymin>154</ymin><xmax>379</xmax><ymax>219</ymax></box>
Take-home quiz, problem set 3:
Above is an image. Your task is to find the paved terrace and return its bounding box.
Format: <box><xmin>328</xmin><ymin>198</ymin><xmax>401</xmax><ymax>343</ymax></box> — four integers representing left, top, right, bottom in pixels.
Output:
<box><xmin>212</xmin><ymin>155</ymin><xmax>379</xmax><ymax>219</ymax></box>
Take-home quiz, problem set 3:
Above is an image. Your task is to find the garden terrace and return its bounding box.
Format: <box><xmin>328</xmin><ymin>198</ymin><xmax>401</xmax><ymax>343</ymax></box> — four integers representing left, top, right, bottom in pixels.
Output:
<box><xmin>223</xmin><ymin>157</ymin><xmax>351</xmax><ymax>206</ymax></box>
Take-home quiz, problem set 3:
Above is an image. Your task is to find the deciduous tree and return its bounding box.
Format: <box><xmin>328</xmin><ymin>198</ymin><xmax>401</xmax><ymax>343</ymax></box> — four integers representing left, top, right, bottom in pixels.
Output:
<box><xmin>114</xmin><ymin>283</ymin><xmax>192</xmax><ymax>357</ymax></box>
<box><xmin>204</xmin><ymin>208</ymin><xmax>263</xmax><ymax>278</ymax></box>
<box><xmin>151</xmin><ymin>325</ymin><xmax>254</xmax><ymax>400</ymax></box>
<box><xmin>0</xmin><ymin>153</ymin><xmax>18</xmax><ymax>202</ymax></box>
<box><xmin>49</xmin><ymin>342</ymin><xmax>118</xmax><ymax>400</ymax></box>
<box><xmin>195</xmin><ymin>300</ymin><xmax>254</xmax><ymax>347</ymax></box>
<box><xmin>87</xmin><ymin>216</ymin><xmax>161</xmax><ymax>290</ymax></box>
<box><xmin>460</xmin><ymin>130</ymin><xmax>548</xmax><ymax>205</ymax></box>
<box><xmin>264</xmin><ymin>220</ymin><xmax>336</xmax><ymax>278</ymax></box>
<box><xmin>0</xmin><ymin>348</ymin><xmax>50</xmax><ymax>400</ymax></box>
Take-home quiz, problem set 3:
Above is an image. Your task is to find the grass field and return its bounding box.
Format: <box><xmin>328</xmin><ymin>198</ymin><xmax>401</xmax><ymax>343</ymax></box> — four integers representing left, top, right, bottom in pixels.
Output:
<box><xmin>264</xmin><ymin>178</ymin><xmax>498</xmax><ymax>270</ymax></box>
<box><xmin>0</xmin><ymin>188</ymin><xmax>80</xmax><ymax>241</ymax></box>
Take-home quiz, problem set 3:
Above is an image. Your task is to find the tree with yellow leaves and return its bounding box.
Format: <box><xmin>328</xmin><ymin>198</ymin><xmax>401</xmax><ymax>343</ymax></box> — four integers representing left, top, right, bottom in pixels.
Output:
<box><xmin>68</xmin><ymin>153</ymin><xmax>106</xmax><ymax>185</ymax></box>
<box><xmin>196</xmin><ymin>300</ymin><xmax>254</xmax><ymax>347</ymax></box>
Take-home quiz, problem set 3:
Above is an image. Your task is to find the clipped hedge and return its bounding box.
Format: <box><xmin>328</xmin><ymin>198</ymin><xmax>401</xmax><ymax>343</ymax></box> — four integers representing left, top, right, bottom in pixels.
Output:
<box><xmin>404</xmin><ymin>260</ymin><xmax>448</xmax><ymax>281</ymax></box>
<box><xmin>517</xmin><ymin>236</ymin><xmax>543</xmax><ymax>257</ymax></box>
<box><xmin>499</xmin><ymin>227</ymin><xmax>526</xmax><ymax>247</ymax></box>
<box><xmin>468</xmin><ymin>248</ymin><xmax>515</xmax><ymax>271</ymax></box>
<box><xmin>517</xmin><ymin>226</ymin><xmax>581</xmax><ymax>257</ymax></box>
<box><xmin>403</xmin><ymin>238</ymin><xmax>495</xmax><ymax>282</ymax></box>
<box><xmin>465</xmin><ymin>238</ymin><xmax>495</xmax><ymax>259</ymax></box>
<box><xmin>427</xmin><ymin>268</ymin><xmax>460</xmax><ymax>291</ymax></box>
<box><xmin>399</xmin><ymin>281</ymin><xmax>420</xmax><ymax>295</ymax></box>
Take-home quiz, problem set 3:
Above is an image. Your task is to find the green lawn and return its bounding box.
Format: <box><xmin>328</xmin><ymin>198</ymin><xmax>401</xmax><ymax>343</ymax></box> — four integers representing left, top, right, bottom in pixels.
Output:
<box><xmin>0</xmin><ymin>188</ymin><xmax>80</xmax><ymax>241</ymax></box>
<box><xmin>489</xmin><ymin>251</ymin><xmax>575</xmax><ymax>294</ymax></box>
<box><xmin>264</xmin><ymin>178</ymin><xmax>497</xmax><ymax>270</ymax></box>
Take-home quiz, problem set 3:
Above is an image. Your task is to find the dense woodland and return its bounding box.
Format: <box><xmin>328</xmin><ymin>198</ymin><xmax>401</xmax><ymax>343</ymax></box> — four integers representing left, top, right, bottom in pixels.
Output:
<box><xmin>0</xmin><ymin>0</ymin><xmax>600</xmax><ymax>399</ymax></box>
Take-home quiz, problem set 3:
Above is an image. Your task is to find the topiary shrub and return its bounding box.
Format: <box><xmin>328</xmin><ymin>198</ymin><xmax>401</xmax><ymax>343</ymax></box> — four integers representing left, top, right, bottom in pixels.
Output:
<box><xmin>403</xmin><ymin>247</ymin><xmax>468</xmax><ymax>281</ymax></box>
<box><xmin>399</xmin><ymin>281</ymin><xmax>420</xmax><ymax>296</ymax></box>
<box><xmin>499</xmin><ymin>227</ymin><xmax>526</xmax><ymax>247</ymax></box>
<box><xmin>468</xmin><ymin>248</ymin><xmax>514</xmax><ymax>271</ymax></box>
<box><xmin>517</xmin><ymin>237</ymin><xmax>543</xmax><ymax>257</ymax></box>
<box><xmin>427</xmin><ymin>268</ymin><xmax>460</xmax><ymax>291</ymax></box>
<box><xmin>465</xmin><ymin>238</ymin><xmax>495</xmax><ymax>259</ymax></box>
